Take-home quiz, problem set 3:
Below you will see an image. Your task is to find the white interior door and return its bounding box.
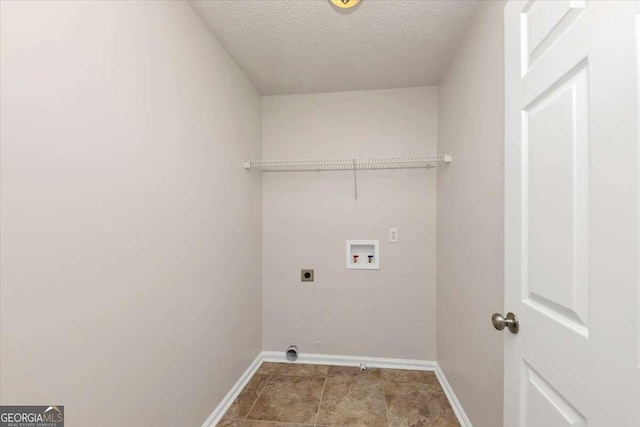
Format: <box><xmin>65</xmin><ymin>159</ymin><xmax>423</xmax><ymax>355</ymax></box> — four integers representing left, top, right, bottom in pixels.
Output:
<box><xmin>504</xmin><ymin>1</ymin><xmax>640</xmax><ymax>426</ymax></box>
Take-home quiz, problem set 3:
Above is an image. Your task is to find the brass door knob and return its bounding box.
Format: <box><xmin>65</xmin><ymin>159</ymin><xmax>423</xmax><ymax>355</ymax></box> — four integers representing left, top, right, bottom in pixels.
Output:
<box><xmin>492</xmin><ymin>312</ymin><xmax>519</xmax><ymax>334</ymax></box>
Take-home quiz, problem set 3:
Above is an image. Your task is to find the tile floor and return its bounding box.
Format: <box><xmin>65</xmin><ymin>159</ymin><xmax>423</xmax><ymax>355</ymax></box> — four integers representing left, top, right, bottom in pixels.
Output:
<box><xmin>217</xmin><ymin>362</ymin><xmax>459</xmax><ymax>427</ymax></box>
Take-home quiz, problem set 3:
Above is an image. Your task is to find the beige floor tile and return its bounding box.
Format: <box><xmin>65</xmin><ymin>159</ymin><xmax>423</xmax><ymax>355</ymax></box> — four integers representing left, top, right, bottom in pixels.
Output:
<box><xmin>218</xmin><ymin>420</ymin><xmax>313</xmax><ymax>427</ymax></box>
<box><xmin>388</xmin><ymin>418</ymin><xmax>457</xmax><ymax>427</ymax></box>
<box><xmin>256</xmin><ymin>362</ymin><xmax>284</xmax><ymax>375</ymax></box>
<box><xmin>384</xmin><ymin>381</ymin><xmax>459</xmax><ymax>427</ymax></box>
<box><xmin>247</xmin><ymin>375</ymin><xmax>326</xmax><ymax>424</ymax></box>
<box><xmin>255</xmin><ymin>362</ymin><xmax>329</xmax><ymax>377</ymax></box>
<box><xmin>381</xmin><ymin>369</ymin><xmax>440</xmax><ymax>388</ymax></box>
<box><xmin>223</xmin><ymin>374</ymin><xmax>271</xmax><ymax>420</ymax></box>
<box><xmin>277</xmin><ymin>363</ymin><xmax>329</xmax><ymax>377</ymax></box>
<box><xmin>222</xmin><ymin>364</ymin><xmax>459</xmax><ymax>427</ymax></box>
<box><xmin>217</xmin><ymin>420</ymin><xmax>241</xmax><ymax>427</ymax></box>
<box><xmin>327</xmin><ymin>365</ymin><xmax>382</xmax><ymax>379</ymax></box>
<box><xmin>317</xmin><ymin>376</ymin><xmax>387</xmax><ymax>426</ymax></box>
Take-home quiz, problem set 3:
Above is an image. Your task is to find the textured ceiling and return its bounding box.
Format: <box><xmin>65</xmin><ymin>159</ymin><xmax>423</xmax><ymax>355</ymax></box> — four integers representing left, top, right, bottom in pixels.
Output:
<box><xmin>189</xmin><ymin>0</ymin><xmax>479</xmax><ymax>95</ymax></box>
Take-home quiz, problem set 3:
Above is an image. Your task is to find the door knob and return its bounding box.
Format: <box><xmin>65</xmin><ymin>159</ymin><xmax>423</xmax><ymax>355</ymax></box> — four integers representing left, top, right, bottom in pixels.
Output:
<box><xmin>492</xmin><ymin>312</ymin><xmax>519</xmax><ymax>334</ymax></box>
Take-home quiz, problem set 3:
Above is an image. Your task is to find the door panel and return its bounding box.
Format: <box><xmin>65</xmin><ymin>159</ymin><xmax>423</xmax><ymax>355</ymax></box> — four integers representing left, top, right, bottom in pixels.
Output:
<box><xmin>523</xmin><ymin>0</ymin><xmax>586</xmax><ymax>69</ymax></box>
<box><xmin>505</xmin><ymin>1</ymin><xmax>640</xmax><ymax>426</ymax></box>
<box><xmin>524</xmin><ymin>64</ymin><xmax>589</xmax><ymax>335</ymax></box>
<box><xmin>523</xmin><ymin>361</ymin><xmax>586</xmax><ymax>427</ymax></box>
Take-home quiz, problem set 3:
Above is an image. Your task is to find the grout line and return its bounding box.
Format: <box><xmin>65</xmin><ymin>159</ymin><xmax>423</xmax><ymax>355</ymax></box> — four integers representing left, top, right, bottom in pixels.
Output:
<box><xmin>381</xmin><ymin>377</ymin><xmax>391</xmax><ymax>426</ymax></box>
<box><xmin>313</xmin><ymin>375</ymin><xmax>328</xmax><ymax>426</ymax></box>
<box><xmin>243</xmin><ymin>373</ymin><xmax>272</xmax><ymax>421</ymax></box>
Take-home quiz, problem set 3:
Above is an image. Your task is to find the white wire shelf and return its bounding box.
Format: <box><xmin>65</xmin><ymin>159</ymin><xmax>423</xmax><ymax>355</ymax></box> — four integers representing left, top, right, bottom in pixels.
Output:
<box><xmin>243</xmin><ymin>155</ymin><xmax>451</xmax><ymax>172</ymax></box>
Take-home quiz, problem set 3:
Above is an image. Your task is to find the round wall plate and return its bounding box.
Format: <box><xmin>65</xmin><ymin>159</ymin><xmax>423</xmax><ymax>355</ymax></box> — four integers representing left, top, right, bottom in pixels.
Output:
<box><xmin>330</xmin><ymin>0</ymin><xmax>361</xmax><ymax>9</ymax></box>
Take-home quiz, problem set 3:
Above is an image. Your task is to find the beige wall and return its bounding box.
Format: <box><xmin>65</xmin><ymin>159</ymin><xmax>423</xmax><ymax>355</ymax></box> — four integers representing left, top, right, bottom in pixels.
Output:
<box><xmin>436</xmin><ymin>1</ymin><xmax>505</xmax><ymax>427</ymax></box>
<box><xmin>0</xmin><ymin>2</ymin><xmax>262</xmax><ymax>426</ymax></box>
<box><xmin>262</xmin><ymin>87</ymin><xmax>438</xmax><ymax>360</ymax></box>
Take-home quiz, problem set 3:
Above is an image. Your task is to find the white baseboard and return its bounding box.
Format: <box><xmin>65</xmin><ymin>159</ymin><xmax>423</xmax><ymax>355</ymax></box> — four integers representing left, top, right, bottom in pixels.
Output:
<box><xmin>202</xmin><ymin>351</ymin><xmax>472</xmax><ymax>427</ymax></box>
<box><xmin>261</xmin><ymin>350</ymin><xmax>438</xmax><ymax>371</ymax></box>
<box><xmin>201</xmin><ymin>352</ymin><xmax>263</xmax><ymax>427</ymax></box>
<box><xmin>434</xmin><ymin>364</ymin><xmax>473</xmax><ymax>427</ymax></box>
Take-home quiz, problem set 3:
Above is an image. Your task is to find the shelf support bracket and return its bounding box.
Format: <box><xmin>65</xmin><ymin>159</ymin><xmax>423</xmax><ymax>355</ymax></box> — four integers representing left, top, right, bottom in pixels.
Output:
<box><xmin>353</xmin><ymin>158</ymin><xmax>358</xmax><ymax>200</ymax></box>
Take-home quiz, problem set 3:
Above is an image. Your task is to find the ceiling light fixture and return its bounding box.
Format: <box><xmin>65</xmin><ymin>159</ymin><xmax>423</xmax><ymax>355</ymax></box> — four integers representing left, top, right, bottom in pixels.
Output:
<box><xmin>330</xmin><ymin>0</ymin><xmax>361</xmax><ymax>9</ymax></box>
